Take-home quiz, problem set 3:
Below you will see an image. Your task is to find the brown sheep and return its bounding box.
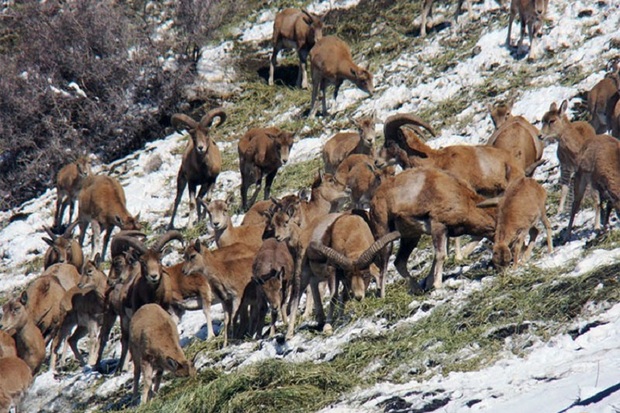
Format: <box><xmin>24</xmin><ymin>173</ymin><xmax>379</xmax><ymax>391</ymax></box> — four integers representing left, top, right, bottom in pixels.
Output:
<box><xmin>0</xmin><ymin>299</ymin><xmax>46</xmax><ymax>374</ymax></box>
<box><xmin>206</xmin><ymin>197</ymin><xmax>265</xmax><ymax>249</ymax></box>
<box><xmin>486</xmin><ymin>99</ymin><xmax>544</xmax><ymax>175</ymax></box>
<box><xmin>78</xmin><ymin>174</ymin><xmax>140</xmax><ymax>260</ymax></box>
<box><xmin>42</xmin><ymin>222</ymin><xmax>84</xmax><ymax>272</ymax></box>
<box><xmin>566</xmin><ymin>134</ymin><xmax>620</xmax><ymax>241</ymax></box>
<box><xmin>168</xmin><ymin>108</ymin><xmax>227</xmax><ymax>230</ymax></box>
<box><xmin>129</xmin><ymin>304</ymin><xmax>195</xmax><ymax>404</ymax></box>
<box><xmin>237</xmin><ymin>127</ymin><xmax>295</xmax><ymax>211</ymax></box>
<box><xmin>322</xmin><ymin>115</ymin><xmax>377</xmax><ymax>174</ymax></box>
<box><xmin>241</xmin><ymin>193</ymin><xmax>302</xmax><ymax>227</ymax></box>
<box><xmin>335</xmin><ymin>154</ymin><xmax>394</xmax><ymax>209</ymax></box>
<box><xmin>383</xmin><ymin>113</ymin><xmax>437</xmax><ymax>153</ymax></box>
<box><xmin>478</xmin><ymin>176</ymin><xmax>553</xmax><ymax>268</ymax></box>
<box><xmin>506</xmin><ymin>0</ymin><xmax>549</xmax><ymax>59</ymax></box>
<box><xmin>54</xmin><ymin>155</ymin><xmax>92</xmax><ymax>230</ymax></box>
<box><xmin>0</xmin><ymin>357</ymin><xmax>32</xmax><ymax>413</ymax></box>
<box><xmin>370</xmin><ymin>167</ymin><xmax>496</xmax><ymax>293</ymax></box>
<box><xmin>587</xmin><ymin>61</ymin><xmax>620</xmax><ymax>134</ymax></box>
<box><xmin>309</xmin><ymin>36</ymin><xmax>374</xmax><ymax>117</ymax></box>
<box><xmin>269</xmin><ymin>8</ymin><xmax>323</xmax><ymax>89</ymax></box>
<box><xmin>419</xmin><ymin>0</ymin><xmax>473</xmax><ymax>38</ymax></box>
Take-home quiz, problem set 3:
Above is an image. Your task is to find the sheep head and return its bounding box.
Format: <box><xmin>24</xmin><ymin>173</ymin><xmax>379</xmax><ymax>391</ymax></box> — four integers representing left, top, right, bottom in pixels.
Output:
<box><xmin>350</xmin><ymin>66</ymin><xmax>374</xmax><ymax>96</ymax></box>
<box><xmin>540</xmin><ymin>100</ymin><xmax>569</xmax><ymax>142</ymax></box>
<box><xmin>42</xmin><ymin>221</ymin><xmax>80</xmax><ymax>265</ymax></box>
<box><xmin>206</xmin><ymin>196</ymin><xmax>233</xmax><ymax>232</ymax></box>
<box><xmin>172</xmin><ymin>108</ymin><xmax>227</xmax><ymax>156</ymax></box>
<box><xmin>0</xmin><ymin>299</ymin><xmax>29</xmax><ymax>335</ymax></box>
<box><xmin>301</xmin><ymin>9</ymin><xmax>323</xmax><ymax>43</ymax></box>
<box><xmin>78</xmin><ymin>254</ymin><xmax>105</xmax><ymax>290</ymax></box>
<box><xmin>383</xmin><ymin>113</ymin><xmax>437</xmax><ymax>151</ymax></box>
<box><xmin>492</xmin><ymin>243</ymin><xmax>512</xmax><ymax>269</ymax></box>
<box><xmin>268</xmin><ymin>130</ymin><xmax>295</xmax><ymax>166</ymax></box>
<box><xmin>351</xmin><ymin>115</ymin><xmax>377</xmax><ymax>148</ymax></box>
<box><xmin>488</xmin><ymin>98</ymin><xmax>515</xmax><ymax>129</ymax></box>
<box><xmin>312</xmin><ymin>172</ymin><xmax>351</xmax><ymax>211</ymax></box>
<box><xmin>75</xmin><ymin>155</ymin><xmax>92</xmax><ymax>179</ymax></box>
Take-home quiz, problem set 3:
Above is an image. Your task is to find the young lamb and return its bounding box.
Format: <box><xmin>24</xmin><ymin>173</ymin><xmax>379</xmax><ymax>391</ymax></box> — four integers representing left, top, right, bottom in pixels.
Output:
<box><xmin>322</xmin><ymin>115</ymin><xmax>377</xmax><ymax>174</ymax></box>
<box><xmin>0</xmin><ymin>356</ymin><xmax>32</xmax><ymax>413</ymax></box>
<box><xmin>0</xmin><ymin>299</ymin><xmax>46</xmax><ymax>374</ymax></box>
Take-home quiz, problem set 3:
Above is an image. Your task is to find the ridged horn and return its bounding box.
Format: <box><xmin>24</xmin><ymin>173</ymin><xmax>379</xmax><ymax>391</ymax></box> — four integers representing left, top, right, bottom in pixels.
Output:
<box><xmin>152</xmin><ymin>230</ymin><xmax>184</xmax><ymax>253</ymax></box>
<box><xmin>383</xmin><ymin>113</ymin><xmax>436</xmax><ymax>146</ymax></box>
<box><xmin>355</xmin><ymin>231</ymin><xmax>400</xmax><ymax>269</ymax></box>
<box><xmin>200</xmin><ymin>107</ymin><xmax>227</xmax><ymax>129</ymax></box>
<box><xmin>309</xmin><ymin>241</ymin><xmax>354</xmax><ymax>271</ymax></box>
<box><xmin>171</xmin><ymin>113</ymin><xmax>199</xmax><ymax>131</ymax></box>
<box><xmin>62</xmin><ymin>220</ymin><xmax>80</xmax><ymax>239</ymax></box>
<box><xmin>43</xmin><ymin>225</ymin><xmax>57</xmax><ymax>240</ymax></box>
<box><xmin>112</xmin><ymin>235</ymin><xmax>148</xmax><ymax>256</ymax></box>
<box><xmin>111</xmin><ymin>230</ymin><xmax>147</xmax><ymax>257</ymax></box>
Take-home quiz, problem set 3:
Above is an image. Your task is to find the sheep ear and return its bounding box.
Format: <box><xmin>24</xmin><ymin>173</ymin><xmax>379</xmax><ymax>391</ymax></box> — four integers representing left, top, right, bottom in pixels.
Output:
<box><xmin>166</xmin><ymin>357</ymin><xmax>180</xmax><ymax>371</ymax></box>
<box><xmin>114</xmin><ymin>215</ymin><xmax>124</xmax><ymax>227</ymax></box>
<box><xmin>559</xmin><ymin>100</ymin><xmax>568</xmax><ymax>114</ymax></box>
<box><xmin>19</xmin><ymin>291</ymin><xmax>28</xmax><ymax>306</ymax></box>
<box><xmin>225</xmin><ymin>193</ymin><xmax>235</xmax><ymax>206</ymax></box>
<box><xmin>549</xmin><ymin>102</ymin><xmax>557</xmax><ymax>112</ymax></box>
<box><xmin>94</xmin><ymin>253</ymin><xmax>102</xmax><ymax>267</ymax></box>
<box><xmin>506</xmin><ymin>97</ymin><xmax>514</xmax><ymax>111</ymax></box>
<box><xmin>350</xmin><ymin>68</ymin><xmax>358</xmax><ymax>78</ymax></box>
<box><xmin>193</xmin><ymin>239</ymin><xmax>202</xmax><ymax>253</ymax></box>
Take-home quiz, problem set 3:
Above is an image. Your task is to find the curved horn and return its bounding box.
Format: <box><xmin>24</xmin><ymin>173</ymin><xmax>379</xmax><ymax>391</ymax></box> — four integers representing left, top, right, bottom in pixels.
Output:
<box><xmin>111</xmin><ymin>230</ymin><xmax>147</xmax><ymax>257</ymax></box>
<box><xmin>152</xmin><ymin>230</ymin><xmax>184</xmax><ymax>253</ymax></box>
<box><xmin>355</xmin><ymin>231</ymin><xmax>400</xmax><ymax>269</ymax></box>
<box><xmin>43</xmin><ymin>225</ymin><xmax>57</xmax><ymax>240</ymax></box>
<box><xmin>113</xmin><ymin>235</ymin><xmax>148</xmax><ymax>256</ymax></box>
<box><xmin>62</xmin><ymin>220</ymin><xmax>80</xmax><ymax>239</ymax></box>
<box><xmin>171</xmin><ymin>113</ymin><xmax>199</xmax><ymax>131</ymax></box>
<box><xmin>309</xmin><ymin>241</ymin><xmax>354</xmax><ymax>271</ymax></box>
<box><xmin>383</xmin><ymin>113</ymin><xmax>436</xmax><ymax>146</ymax></box>
<box><xmin>200</xmin><ymin>107</ymin><xmax>227</xmax><ymax>129</ymax></box>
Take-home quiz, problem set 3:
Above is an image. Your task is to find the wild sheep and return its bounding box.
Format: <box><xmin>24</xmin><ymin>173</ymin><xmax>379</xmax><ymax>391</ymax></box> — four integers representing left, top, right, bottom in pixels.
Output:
<box><xmin>486</xmin><ymin>99</ymin><xmax>544</xmax><ymax>175</ymax></box>
<box><xmin>322</xmin><ymin>115</ymin><xmax>377</xmax><ymax>174</ymax></box>
<box><xmin>78</xmin><ymin>174</ymin><xmax>140</xmax><ymax>260</ymax></box>
<box><xmin>129</xmin><ymin>304</ymin><xmax>195</xmax><ymax>405</ymax></box>
<box><xmin>308</xmin><ymin>36</ymin><xmax>374</xmax><ymax>117</ymax></box>
<box><xmin>251</xmin><ymin>237</ymin><xmax>294</xmax><ymax>337</ymax></box>
<box><xmin>269</xmin><ymin>8</ymin><xmax>323</xmax><ymax>89</ymax></box>
<box><xmin>49</xmin><ymin>256</ymin><xmax>107</xmax><ymax>371</ymax></box>
<box><xmin>540</xmin><ymin>101</ymin><xmax>599</xmax><ymax>217</ymax></box>
<box><xmin>0</xmin><ymin>331</ymin><xmax>16</xmax><ymax>358</ymax></box>
<box><xmin>369</xmin><ymin>167</ymin><xmax>496</xmax><ymax>293</ymax></box>
<box><xmin>237</xmin><ymin>127</ymin><xmax>295</xmax><ymax>211</ymax></box>
<box><xmin>382</xmin><ymin>113</ymin><xmax>437</xmax><ymax>153</ymax></box>
<box><xmin>335</xmin><ymin>154</ymin><xmax>395</xmax><ymax>209</ymax></box>
<box><xmin>0</xmin><ymin>299</ymin><xmax>46</xmax><ymax>374</ymax></box>
<box><xmin>206</xmin><ymin>197</ymin><xmax>265</xmax><ymax>249</ymax></box>
<box><xmin>587</xmin><ymin>61</ymin><xmax>620</xmax><ymax>134</ymax></box>
<box><xmin>419</xmin><ymin>0</ymin><xmax>473</xmax><ymax>38</ymax></box>
<box><xmin>42</xmin><ymin>222</ymin><xmax>84</xmax><ymax>272</ymax></box>
<box><xmin>182</xmin><ymin>241</ymin><xmax>256</xmax><ymax>347</ymax></box>
<box><xmin>304</xmin><ymin>212</ymin><xmax>400</xmax><ymax>333</ymax></box>
<box><xmin>566</xmin><ymin>133</ymin><xmax>620</xmax><ymax>241</ymax></box>
<box><xmin>506</xmin><ymin>0</ymin><xmax>548</xmax><ymax>59</ymax></box>
<box><xmin>0</xmin><ymin>356</ymin><xmax>32</xmax><ymax>413</ymax></box>
<box><xmin>54</xmin><ymin>155</ymin><xmax>92</xmax><ymax>230</ymax></box>
<box><xmin>241</xmin><ymin>193</ymin><xmax>302</xmax><ymax>227</ymax></box>
<box><xmin>478</xmin><ymin>176</ymin><xmax>553</xmax><ymax>268</ymax></box>
<box><xmin>168</xmin><ymin>108</ymin><xmax>227</xmax><ymax>230</ymax></box>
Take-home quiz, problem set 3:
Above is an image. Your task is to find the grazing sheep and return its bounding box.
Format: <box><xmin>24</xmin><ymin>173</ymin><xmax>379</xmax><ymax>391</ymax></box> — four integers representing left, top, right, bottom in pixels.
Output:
<box><xmin>309</xmin><ymin>36</ymin><xmax>373</xmax><ymax>117</ymax></box>
<box><xmin>322</xmin><ymin>115</ymin><xmax>377</xmax><ymax>174</ymax></box>
<box><xmin>269</xmin><ymin>8</ymin><xmax>323</xmax><ymax>89</ymax></box>
<box><xmin>0</xmin><ymin>357</ymin><xmax>32</xmax><ymax>413</ymax></box>
<box><xmin>566</xmin><ymin>134</ymin><xmax>620</xmax><ymax>241</ymax></box>
<box><xmin>587</xmin><ymin>61</ymin><xmax>620</xmax><ymax>134</ymax></box>
<box><xmin>54</xmin><ymin>155</ymin><xmax>92</xmax><ymax>230</ymax></box>
<box><xmin>42</xmin><ymin>222</ymin><xmax>84</xmax><ymax>272</ymax></box>
<box><xmin>486</xmin><ymin>99</ymin><xmax>544</xmax><ymax>175</ymax></box>
<box><xmin>419</xmin><ymin>0</ymin><xmax>473</xmax><ymax>38</ymax></box>
<box><xmin>370</xmin><ymin>167</ymin><xmax>496</xmax><ymax>293</ymax></box>
<box><xmin>206</xmin><ymin>197</ymin><xmax>265</xmax><ymax>249</ymax></box>
<box><xmin>506</xmin><ymin>0</ymin><xmax>549</xmax><ymax>59</ymax></box>
<box><xmin>479</xmin><ymin>176</ymin><xmax>553</xmax><ymax>268</ymax></box>
<box><xmin>129</xmin><ymin>304</ymin><xmax>195</xmax><ymax>404</ymax></box>
<box><xmin>168</xmin><ymin>108</ymin><xmax>227</xmax><ymax>230</ymax></box>
<box><xmin>78</xmin><ymin>174</ymin><xmax>140</xmax><ymax>260</ymax></box>
<box><xmin>238</xmin><ymin>127</ymin><xmax>295</xmax><ymax>210</ymax></box>
<box><xmin>0</xmin><ymin>299</ymin><xmax>46</xmax><ymax>374</ymax></box>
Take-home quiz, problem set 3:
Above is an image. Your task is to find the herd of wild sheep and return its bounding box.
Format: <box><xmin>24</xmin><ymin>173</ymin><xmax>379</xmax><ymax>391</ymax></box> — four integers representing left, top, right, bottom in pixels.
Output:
<box><xmin>1</xmin><ymin>1</ymin><xmax>620</xmax><ymax>410</ymax></box>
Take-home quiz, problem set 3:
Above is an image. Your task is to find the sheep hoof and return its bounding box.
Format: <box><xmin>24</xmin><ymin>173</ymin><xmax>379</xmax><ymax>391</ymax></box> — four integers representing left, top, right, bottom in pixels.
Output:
<box><xmin>322</xmin><ymin>324</ymin><xmax>333</xmax><ymax>335</ymax></box>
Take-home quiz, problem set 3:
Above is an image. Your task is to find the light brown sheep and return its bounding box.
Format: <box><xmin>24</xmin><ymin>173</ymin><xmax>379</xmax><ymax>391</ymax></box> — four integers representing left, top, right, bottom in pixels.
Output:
<box><xmin>506</xmin><ymin>0</ymin><xmax>549</xmax><ymax>59</ymax></box>
<box><xmin>238</xmin><ymin>126</ymin><xmax>295</xmax><ymax>211</ymax></box>
<box><xmin>419</xmin><ymin>0</ymin><xmax>473</xmax><ymax>38</ymax></box>
<box><xmin>0</xmin><ymin>356</ymin><xmax>32</xmax><ymax>413</ymax></box>
<box><xmin>370</xmin><ymin>167</ymin><xmax>496</xmax><ymax>293</ymax></box>
<box><xmin>0</xmin><ymin>299</ymin><xmax>46</xmax><ymax>374</ymax></box>
<box><xmin>335</xmin><ymin>154</ymin><xmax>394</xmax><ymax>209</ymax></box>
<box><xmin>269</xmin><ymin>8</ymin><xmax>323</xmax><ymax>89</ymax></box>
<box><xmin>78</xmin><ymin>174</ymin><xmax>140</xmax><ymax>260</ymax></box>
<box><xmin>309</xmin><ymin>36</ymin><xmax>373</xmax><ymax>117</ymax></box>
<box><xmin>129</xmin><ymin>304</ymin><xmax>195</xmax><ymax>404</ymax></box>
<box><xmin>241</xmin><ymin>193</ymin><xmax>302</xmax><ymax>227</ymax></box>
<box><xmin>206</xmin><ymin>197</ymin><xmax>265</xmax><ymax>249</ymax></box>
<box><xmin>479</xmin><ymin>176</ymin><xmax>553</xmax><ymax>268</ymax></box>
<box><xmin>42</xmin><ymin>222</ymin><xmax>84</xmax><ymax>272</ymax></box>
<box><xmin>322</xmin><ymin>115</ymin><xmax>377</xmax><ymax>174</ymax></box>
<box><xmin>168</xmin><ymin>108</ymin><xmax>226</xmax><ymax>230</ymax></box>
<box><xmin>587</xmin><ymin>61</ymin><xmax>620</xmax><ymax>134</ymax></box>
<box><xmin>54</xmin><ymin>155</ymin><xmax>92</xmax><ymax>230</ymax></box>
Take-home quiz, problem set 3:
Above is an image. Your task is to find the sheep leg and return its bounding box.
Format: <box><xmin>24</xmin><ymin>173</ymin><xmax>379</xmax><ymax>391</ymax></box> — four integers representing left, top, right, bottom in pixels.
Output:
<box><xmin>593</xmin><ymin>190</ymin><xmax>602</xmax><ymax>231</ymax></box>
<box><xmin>309</xmin><ymin>74</ymin><xmax>321</xmax><ymax>117</ymax></box>
<box><xmin>517</xmin><ymin>17</ymin><xmax>526</xmax><ymax>54</ymax></box>
<box><xmin>248</xmin><ymin>175</ymin><xmax>263</xmax><ymax>208</ymax></box>
<box><xmin>196</xmin><ymin>182</ymin><xmax>212</xmax><ymax>223</ymax></box>
<box><xmin>68</xmin><ymin>325</ymin><xmax>89</xmax><ymax>366</ymax></box>
<box><xmin>100</xmin><ymin>225</ymin><xmax>114</xmax><ymax>262</ymax></box>
<box><xmin>198</xmin><ymin>296</ymin><xmax>215</xmax><ymax>340</ymax></box>
<box><xmin>424</xmin><ymin>225</ymin><xmax>448</xmax><ymax>291</ymax></box>
<box><xmin>90</xmin><ymin>220</ymin><xmax>102</xmax><ymax>260</ymax></box>
<box><xmin>311</xmin><ymin>278</ymin><xmax>326</xmax><ymax>331</ymax></box>
<box><xmin>132</xmin><ymin>358</ymin><xmax>142</xmax><ymax>403</ymax></box>
<box><xmin>87</xmin><ymin>318</ymin><xmax>101</xmax><ymax>366</ymax></box>
<box><xmin>115</xmin><ymin>316</ymin><xmax>131</xmax><ymax>375</ymax></box>
<box><xmin>506</xmin><ymin>4</ymin><xmax>516</xmax><ymax>47</ymax></box>
<box><xmin>522</xmin><ymin>227</ymin><xmax>540</xmax><ymax>264</ymax></box>
<box><xmin>78</xmin><ymin>219</ymin><xmax>89</xmax><ymax>247</ymax></box>
<box><xmin>420</xmin><ymin>0</ymin><xmax>433</xmax><ymax>37</ymax></box>
<box><xmin>263</xmin><ymin>170</ymin><xmax>278</xmax><ymax>201</ymax></box>
<box><xmin>67</xmin><ymin>199</ymin><xmax>76</xmax><ymax>228</ymax></box>
<box><xmin>54</xmin><ymin>195</ymin><xmax>66</xmax><ymax>229</ymax></box>
<box><xmin>565</xmin><ymin>170</ymin><xmax>589</xmax><ymax>243</ymax></box>
<box><xmin>286</xmin><ymin>257</ymin><xmax>311</xmax><ymax>339</ymax></box>
<box><xmin>96</xmin><ymin>308</ymin><xmax>116</xmax><ymax>367</ymax></box>
<box><xmin>141</xmin><ymin>362</ymin><xmax>154</xmax><ymax>404</ymax></box>
<box><xmin>168</xmin><ymin>173</ymin><xmax>188</xmax><ymax>230</ymax></box>
<box><xmin>526</xmin><ymin>19</ymin><xmax>537</xmax><ymax>59</ymax></box>
<box><xmin>269</xmin><ymin>42</ymin><xmax>281</xmax><ymax>86</ymax></box>
<box><xmin>541</xmin><ymin>210</ymin><xmax>554</xmax><ymax>254</ymax></box>
<box><xmin>394</xmin><ymin>236</ymin><xmax>423</xmax><ymax>294</ymax></box>
<box><xmin>187</xmin><ymin>183</ymin><xmax>198</xmax><ymax>229</ymax></box>
<box><xmin>321</xmin><ymin>80</ymin><xmax>329</xmax><ymax>117</ymax></box>
<box><xmin>49</xmin><ymin>325</ymin><xmax>68</xmax><ymax>371</ymax></box>
<box><xmin>298</xmin><ymin>48</ymin><xmax>310</xmax><ymax>89</ymax></box>
<box><xmin>333</xmin><ymin>79</ymin><xmax>344</xmax><ymax>101</ymax></box>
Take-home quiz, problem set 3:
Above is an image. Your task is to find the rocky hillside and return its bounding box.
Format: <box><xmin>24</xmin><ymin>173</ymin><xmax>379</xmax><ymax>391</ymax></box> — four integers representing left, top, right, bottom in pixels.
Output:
<box><xmin>1</xmin><ymin>0</ymin><xmax>620</xmax><ymax>412</ymax></box>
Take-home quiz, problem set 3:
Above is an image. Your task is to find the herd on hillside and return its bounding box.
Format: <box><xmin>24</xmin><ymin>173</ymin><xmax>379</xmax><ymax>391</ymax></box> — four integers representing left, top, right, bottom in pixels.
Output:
<box><xmin>1</xmin><ymin>0</ymin><xmax>620</xmax><ymax>409</ymax></box>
